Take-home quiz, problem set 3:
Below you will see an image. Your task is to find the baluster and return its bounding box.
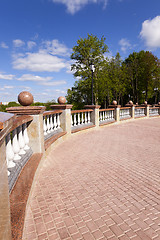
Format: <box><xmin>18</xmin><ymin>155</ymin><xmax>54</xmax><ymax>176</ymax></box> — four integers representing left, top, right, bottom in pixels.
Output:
<box><xmin>88</xmin><ymin>112</ymin><xmax>91</xmax><ymax>123</ymax></box>
<box><xmin>102</xmin><ymin>111</ymin><xmax>105</xmax><ymax>121</ymax></box>
<box><xmin>74</xmin><ymin>113</ymin><xmax>77</xmax><ymax>126</ymax></box>
<box><xmin>81</xmin><ymin>112</ymin><xmax>84</xmax><ymax>125</ymax></box>
<box><xmin>71</xmin><ymin>114</ymin><xmax>74</xmax><ymax>127</ymax></box>
<box><xmin>78</xmin><ymin>113</ymin><xmax>80</xmax><ymax>125</ymax></box>
<box><xmin>85</xmin><ymin>112</ymin><xmax>87</xmax><ymax>124</ymax></box>
<box><xmin>23</xmin><ymin>123</ymin><xmax>30</xmax><ymax>150</ymax></box>
<box><xmin>18</xmin><ymin>125</ymin><xmax>26</xmax><ymax>155</ymax></box>
<box><xmin>54</xmin><ymin>114</ymin><xmax>57</xmax><ymax>130</ymax></box>
<box><xmin>108</xmin><ymin>111</ymin><xmax>111</xmax><ymax>120</ymax></box>
<box><xmin>99</xmin><ymin>112</ymin><xmax>102</xmax><ymax>122</ymax></box>
<box><xmin>43</xmin><ymin>116</ymin><xmax>47</xmax><ymax>135</ymax></box>
<box><xmin>46</xmin><ymin>115</ymin><xmax>51</xmax><ymax>133</ymax></box>
<box><xmin>106</xmin><ymin>111</ymin><xmax>108</xmax><ymax>120</ymax></box>
<box><xmin>6</xmin><ymin>133</ymin><xmax>16</xmax><ymax>169</ymax></box>
<box><xmin>50</xmin><ymin>115</ymin><xmax>54</xmax><ymax>131</ymax></box>
<box><xmin>12</xmin><ymin>128</ymin><xmax>21</xmax><ymax>161</ymax></box>
<box><xmin>104</xmin><ymin>111</ymin><xmax>107</xmax><ymax>120</ymax></box>
<box><xmin>57</xmin><ymin>114</ymin><xmax>60</xmax><ymax>129</ymax></box>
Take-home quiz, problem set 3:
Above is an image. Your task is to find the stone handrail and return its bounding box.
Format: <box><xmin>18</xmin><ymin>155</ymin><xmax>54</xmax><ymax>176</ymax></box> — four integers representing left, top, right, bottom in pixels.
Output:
<box><xmin>0</xmin><ymin>94</ymin><xmax>160</xmax><ymax>240</ymax></box>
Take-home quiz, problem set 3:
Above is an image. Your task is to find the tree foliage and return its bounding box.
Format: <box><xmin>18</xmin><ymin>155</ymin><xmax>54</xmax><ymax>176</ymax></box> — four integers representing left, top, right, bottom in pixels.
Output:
<box><xmin>67</xmin><ymin>34</ymin><xmax>160</xmax><ymax>108</ymax></box>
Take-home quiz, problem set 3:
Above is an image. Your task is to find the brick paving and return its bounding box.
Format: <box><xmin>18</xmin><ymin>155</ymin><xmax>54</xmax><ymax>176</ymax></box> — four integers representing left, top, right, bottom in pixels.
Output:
<box><xmin>23</xmin><ymin>118</ymin><xmax>160</xmax><ymax>240</ymax></box>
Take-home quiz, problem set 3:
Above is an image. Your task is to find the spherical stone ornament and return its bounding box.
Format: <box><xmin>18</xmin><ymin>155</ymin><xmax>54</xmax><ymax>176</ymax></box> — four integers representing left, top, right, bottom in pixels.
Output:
<box><xmin>112</xmin><ymin>100</ymin><xmax>117</xmax><ymax>105</ymax></box>
<box><xmin>144</xmin><ymin>101</ymin><xmax>147</xmax><ymax>105</ymax></box>
<box><xmin>58</xmin><ymin>96</ymin><xmax>66</xmax><ymax>104</ymax></box>
<box><xmin>18</xmin><ymin>91</ymin><xmax>34</xmax><ymax>106</ymax></box>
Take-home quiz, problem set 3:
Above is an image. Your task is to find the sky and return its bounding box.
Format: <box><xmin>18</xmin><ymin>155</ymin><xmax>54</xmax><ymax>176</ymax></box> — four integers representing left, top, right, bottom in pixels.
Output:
<box><xmin>0</xmin><ymin>0</ymin><xmax>160</xmax><ymax>103</ymax></box>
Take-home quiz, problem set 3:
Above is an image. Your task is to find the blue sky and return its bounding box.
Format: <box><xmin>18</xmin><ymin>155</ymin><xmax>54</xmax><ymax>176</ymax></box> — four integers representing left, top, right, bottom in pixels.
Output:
<box><xmin>0</xmin><ymin>0</ymin><xmax>160</xmax><ymax>102</ymax></box>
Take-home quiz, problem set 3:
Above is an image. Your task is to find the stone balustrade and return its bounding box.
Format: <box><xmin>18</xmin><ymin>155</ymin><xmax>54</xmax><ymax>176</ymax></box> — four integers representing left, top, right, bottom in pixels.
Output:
<box><xmin>120</xmin><ymin>107</ymin><xmax>131</xmax><ymax>120</ymax></box>
<box><xmin>149</xmin><ymin>107</ymin><xmax>159</xmax><ymax>116</ymax></box>
<box><xmin>99</xmin><ymin>108</ymin><xmax>115</xmax><ymax>124</ymax></box>
<box><xmin>5</xmin><ymin>117</ymin><xmax>33</xmax><ymax>192</ymax></box>
<box><xmin>71</xmin><ymin>109</ymin><xmax>93</xmax><ymax>129</ymax></box>
<box><xmin>135</xmin><ymin>106</ymin><xmax>146</xmax><ymax>117</ymax></box>
<box><xmin>43</xmin><ymin>110</ymin><xmax>63</xmax><ymax>140</ymax></box>
<box><xmin>0</xmin><ymin>92</ymin><xmax>160</xmax><ymax>240</ymax></box>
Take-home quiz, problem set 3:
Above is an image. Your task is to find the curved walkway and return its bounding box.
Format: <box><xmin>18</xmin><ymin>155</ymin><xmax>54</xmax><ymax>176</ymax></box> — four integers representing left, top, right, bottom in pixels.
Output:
<box><xmin>23</xmin><ymin>118</ymin><xmax>160</xmax><ymax>240</ymax></box>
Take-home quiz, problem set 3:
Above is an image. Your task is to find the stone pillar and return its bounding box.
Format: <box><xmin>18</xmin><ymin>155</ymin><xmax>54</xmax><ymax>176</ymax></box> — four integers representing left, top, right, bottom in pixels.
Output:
<box><xmin>7</xmin><ymin>106</ymin><xmax>46</xmax><ymax>154</ymax></box>
<box><xmin>125</xmin><ymin>101</ymin><xmax>134</xmax><ymax>119</ymax></box>
<box><xmin>131</xmin><ymin>106</ymin><xmax>135</xmax><ymax>119</ymax></box>
<box><xmin>84</xmin><ymin>105</ymin><xmax>101</xmax><ymax>128</ymax></box>
<box><xmin>7</xmin><ymin>91</ymin><xmax>46</xmax><ymax>154</ymax></box>
<box><xmin>0</xmin><ymin>140</ymin><xmax>12</xmax><ymax>240</ymax></box>
<box><xmin>51</xmin><ymin>104</ymin><xmax>73</xmax><ymax>135</ymax></box>
<box><xmin>115</xmin><ymin>107</ymin><xmax>120</xmax><ymax>122</ymax></box>
<box><xmin>145</xmin><ymin>105</ymin><xmax>150</xmax><ymax>117</ymax></box>
<box><xmin>109</xmin><ymin>101</ymin><xmax>121</xmax><ymax>122</ymax></box>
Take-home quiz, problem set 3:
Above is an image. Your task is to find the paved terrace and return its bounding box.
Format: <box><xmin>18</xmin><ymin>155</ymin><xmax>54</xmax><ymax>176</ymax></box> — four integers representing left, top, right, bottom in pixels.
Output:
<box><xmin>23</xmin><ymin>118</ymin><xmax>160</xmax><ymax>240</ymax></box>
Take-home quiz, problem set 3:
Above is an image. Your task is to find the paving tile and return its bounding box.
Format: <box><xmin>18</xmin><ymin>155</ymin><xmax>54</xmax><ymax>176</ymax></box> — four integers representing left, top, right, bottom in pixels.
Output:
<box><xmin>22</xmin><ymin>118</ymin><xmax>160</xmax><ymax>240</ymax></box>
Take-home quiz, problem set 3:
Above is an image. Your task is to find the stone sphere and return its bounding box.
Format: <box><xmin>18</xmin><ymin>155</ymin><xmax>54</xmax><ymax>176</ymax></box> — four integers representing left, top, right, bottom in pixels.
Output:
<box><xmin>18</xmin><ymin>91</ymin><xmax>33</xmax><ymax>106</ymax></box>
<box><xmin>58</xmin><ymin>96</ymin><xmax>66</xmax><ymax>104</ymax></box>
<box><xmin>129</xmin><ymin>100</ymin><xmax>133</xmax><ymax>105</ymax></box>
<box><xmin>112</xmin><ymin>100</ymin><xmax>117</xmax><ymax>105</ymax></box>
<box><xmin>144</xmin><ymin>101</ymin><xmax>147</xmax><ymax>105</ymax></box>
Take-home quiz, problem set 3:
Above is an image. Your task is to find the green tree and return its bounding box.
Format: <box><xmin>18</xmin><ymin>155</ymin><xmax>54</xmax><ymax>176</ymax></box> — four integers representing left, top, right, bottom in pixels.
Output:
<box><xmin>71</xmin><ymin>34</ymin><xmax>108</xmax><ymax>104</ymax></box>
<box><xmin>124</xmin><ymin>51</ymin><xmax>160</xmax><ymax>103</ymax></box>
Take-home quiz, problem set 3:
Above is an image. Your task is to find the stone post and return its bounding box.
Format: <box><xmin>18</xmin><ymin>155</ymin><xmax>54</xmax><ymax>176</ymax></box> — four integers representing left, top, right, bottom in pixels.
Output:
<box><xmin>109</xmin><ymin>101</ymin><xmax>121</xmax><ymax>122</ymax></box>
<box><xmin>131</xmin><ymin>105</ymin><xmax>135</xmax><ymax>119</ymax></box>
<box><xmin>143</xmin><ymin>101</ymin><xmax>149</xmax><ymax>117</ymax></box>
<box><xmin>125</xmin><ymin>101</ymin><xmax>135</xmax><ymax>119</ymax></box>
<box><xmin>51</xmin><ymin>97</ymin><xmax>73</xmax><ymax>135</ymax></box>
<box><xmin>7</xmin><ymin>91</ymin><xmax>46</xmax><ymax>154</ymax></box>
<box><xmin>84</xmin><ymin>105</ymin><xmax>101</xmax><ymax>128</ymax></box>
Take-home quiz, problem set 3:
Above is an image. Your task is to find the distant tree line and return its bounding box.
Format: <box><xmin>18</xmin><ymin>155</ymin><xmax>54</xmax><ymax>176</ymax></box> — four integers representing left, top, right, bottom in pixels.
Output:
<box><xmin>66</xmin><ymin>34</ymin><xmax>160</xmax><ymax>109</ymax></box>
<box><xmin>0</xmin><ymin>100</ymin><xmax>56</xmax><ymax>112</ymax></box>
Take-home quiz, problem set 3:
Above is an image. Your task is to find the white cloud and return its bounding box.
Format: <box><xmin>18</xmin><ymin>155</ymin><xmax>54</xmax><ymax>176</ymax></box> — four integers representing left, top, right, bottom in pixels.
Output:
<box><xmin>17</xmin><ymin>74</ymin><xmax>66</xmax><ymax>86</ymax></box>
<box><xmin>27</xmin><ymin>41</ymin><xmax>37</xmax><ymax>49</ymax></box>
<box><xmin>40</xmin><ymin>80</ymin><xmax>66</xmax><ymax>86</ymax></box>
<box><xmin>0</xmin><ymin>42</ymin><xmax>9</xmax><ymax>49</ymax></box>
<box><xmin>43</xmin><ymin>39</ymin><xmax>70</xmax><ymax>56</ymax></box>
<box><xmin>12</xmin><ymin>50</ymin><xmax>67</xmax><ymax>72</ymax></box>
<box><xmin>13</xmin><ymin>39</ymin><xmax>25</xmax><ymax>47</ymax></box>
<box><xmin>140</xmin><ymin>16</ymin><xmax>160</xmax><ymax>49</ymax></box>
<box><xmin>119</xmin><ymin>38</ymin><xmax>131</xmax><ymax>53</ymax></box>
<box><xmin>0</xmin><ymin>73</ymin><xmax>15</xmax><ymax>80</ymax></box>
<box><xmin>17</xmin><ymin>74</ymin><xmax>52</xmax><ymax>82</ymax></box>
<box><xmin>4</xmin><ymin>85</ymin><xmax>14</xmax><ymax>89</ymax></box>
<box><xmin>52</xmin><ymin>0</ymin><xmax>108</xmax><ymax>14</ymax></box>
<box><xmin>19</xmin><ymin>86</ymin><xmax>32</xmax><ymax>91</ymax></box>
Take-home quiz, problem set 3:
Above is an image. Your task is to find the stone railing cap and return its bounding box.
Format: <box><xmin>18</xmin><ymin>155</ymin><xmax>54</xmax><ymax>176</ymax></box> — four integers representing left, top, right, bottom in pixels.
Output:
<box><xmin>50</xmin><ymin>104</ymin><xmax>73</xmax><ymax>110</ymax></box>
<box><xmin>84</xmin><ymin>105</ymin><xmax>101</xmax><ymax>109</ymax></box>
<box><xmin>108</xmin><ymin>105</ymin><xmax>121</xmax><ymax>108</ymax></box>
<box><xmin>6</xmin><ymin>106</ymin><xmax>46</xmax><ymax>115</ymax></box>
<box><xmin>125</xmin><ymin>104</ymin><xmax>135</xmax><ymax>107</ymax></box>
